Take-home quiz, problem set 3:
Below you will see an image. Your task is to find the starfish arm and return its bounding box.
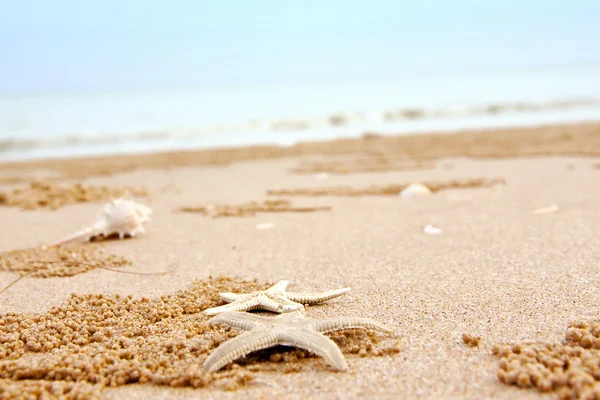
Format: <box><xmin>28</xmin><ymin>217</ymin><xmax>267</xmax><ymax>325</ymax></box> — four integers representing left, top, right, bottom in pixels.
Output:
<box><xmin>202</xmin><ymin>330</ymin><xmax>280</xmax><ymax>372</ymax></box>
<box><xmin>285</xmin><ymin>288</ymin><xmax>351</xmax><ymax>304</ymax></box>
<box><xmin>219</xmin><ymin>292</ymin><xmax>241</xmax><ymax>303</ymax></box>
<box><xmin>310</xmin><ymin>317</ymin><xmax>396</xmax><ymax>335</ymax></box>
<box><xmin>208</xmin><ymin>312</ymin><xmax>270</xmax><ymax>331</ymax></box>
<box><xmin>279</xmin><ymin>329</ymin><xmax>348</xmax><ymax>371</ymax></box>
<box><xmin>266</xmin><ymin>280</ymin><xmax>289</xmax><ymax>293</ymax></box>
<box><xmin>204</xmin><ymin>296</ymin><xmax>261</xmax><ymax>315</ymax></box>
<box><xmin>257</xmin><ymin>293</ymin><xmax>294</xmax><ymax>313</ymax></box>
<box><xmin>280</xmin><ymin>303</ymin><xmax>304</xmax><ymax>313</ymax></box>
<box><xmin>270</xmin><ymin>294</ymin><xmax>305</xmax><ymax>313</ymax></box>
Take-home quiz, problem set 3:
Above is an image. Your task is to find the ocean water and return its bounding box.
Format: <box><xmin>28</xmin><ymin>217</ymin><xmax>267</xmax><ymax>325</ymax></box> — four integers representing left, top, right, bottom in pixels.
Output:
<box><xmin>1</xmin><ymin>67</ymin><xmax>600</xmax><ymax>162</ymax></box>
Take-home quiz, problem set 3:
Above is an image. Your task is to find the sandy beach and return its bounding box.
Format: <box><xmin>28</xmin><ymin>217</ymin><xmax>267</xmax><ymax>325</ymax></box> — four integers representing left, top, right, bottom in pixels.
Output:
<box><xmin>1</xmin><ymin>122</ymin><xmax>600</xmax><ymax>399</ymax></box>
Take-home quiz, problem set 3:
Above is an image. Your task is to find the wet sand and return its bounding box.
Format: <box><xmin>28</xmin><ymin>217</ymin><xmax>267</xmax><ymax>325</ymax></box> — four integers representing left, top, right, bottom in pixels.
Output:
<box><xmin>1</xmin><ymin>122</ymin><xmax>600</xmax><ymax>399</ymax></box>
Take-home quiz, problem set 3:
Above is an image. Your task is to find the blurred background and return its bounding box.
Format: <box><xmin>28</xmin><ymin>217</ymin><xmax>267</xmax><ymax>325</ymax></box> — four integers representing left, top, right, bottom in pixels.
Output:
<box><xmin>1</xmin><ymin>0</ymin><xmax>599</xmax><ymax>161</ymax></box>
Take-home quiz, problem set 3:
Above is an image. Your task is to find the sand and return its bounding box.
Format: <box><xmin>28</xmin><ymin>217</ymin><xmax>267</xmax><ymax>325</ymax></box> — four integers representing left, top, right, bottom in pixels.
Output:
<box><xmin>0</xmin><ymin>243</ymin><xmax>131</xmax><ymax>279</ymax></box>
<box><xmin>179</xmin><ymin>199</ymin><xmax>332</xmax><ymax>218</ymax></box>
<box><xmin>1</xmin><ymin>122</ymin><xmax>599</xmax><ymax>179</ymax></box>
<box><xmin>0</xmin><ymin>122</ymin><xmax>600</xmax><ymax>399</ymax></box>
<box><xmin>0</xmin><ymin>181</ymin><xmax>147</xmax><ymax>211</ymax></box>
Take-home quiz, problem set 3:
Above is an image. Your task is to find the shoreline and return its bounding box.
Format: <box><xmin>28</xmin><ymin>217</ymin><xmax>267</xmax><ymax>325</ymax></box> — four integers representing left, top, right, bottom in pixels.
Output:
<box><xmin>1</xmin><ymin>121</ymin><xmax>599</xmax><ymax>179</ymax></box>
<box><xmin>3</xmin><ymin>64</ymin><xmax>600</xmax><ymax>163</ymax></box>
<box><xmin>2</xmin><ymin>101</ymin><xmax>599</xmax><ymax>163</ymax></box>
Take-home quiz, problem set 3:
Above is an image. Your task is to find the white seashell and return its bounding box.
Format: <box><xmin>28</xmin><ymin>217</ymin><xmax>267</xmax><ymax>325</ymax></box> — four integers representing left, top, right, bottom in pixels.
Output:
<box><xmin>424</xmin><ymin>224</ymin><xmax>442</xmax><ymax>235</ymax></box>
<box><xmin>399</xmin><ymin>183</ymin><xmax>432</xmax><ymax>199</ymax></box>
<box><xmin>532</xmin><ymin>204</ymin><xmax>559</xmax><ymax>215</ymax></box>
<box><xmin>50</xmin><ymin>198</ymin><xmax>153</xmax><ymax>246</ymax></box>
<box><xmin>256</xmin><ymin>223</ymin><xmax>275</xmax><ymax>230</ymax></box>
<box><xmin>204</xmin><ymin>203</ymin><xmax>219</xmax><ymax>217</ymax></box>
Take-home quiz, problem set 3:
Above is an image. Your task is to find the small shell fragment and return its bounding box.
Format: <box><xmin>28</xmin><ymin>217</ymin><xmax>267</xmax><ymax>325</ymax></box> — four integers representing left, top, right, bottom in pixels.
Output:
<box><xmin>314</xmin><ymin>173</ymin><xmax>329</xmax><ymax>180</ymax></box>
<box><xmin>532</xmin><ymin>204</ymin><xmax>559</xmax><ymax>215</ymax></box>
<box><xmin>204</xmin><ymin>204</ymin><xmax>219</xmax><ymax>217</ymax></box>
<box><xmin>424</xmin><ymin>224</ymin><xmax>442</xmax><ymax>235</ymax></box>
<box><xmin>256</xmin><ymin>223</ymin><xmax>275</xmax><ymax>230</ymax></box>
<box><xmin>399</xmin><ymin>183</ymin><xmax>432</xmax><ymax>199</ymax></box>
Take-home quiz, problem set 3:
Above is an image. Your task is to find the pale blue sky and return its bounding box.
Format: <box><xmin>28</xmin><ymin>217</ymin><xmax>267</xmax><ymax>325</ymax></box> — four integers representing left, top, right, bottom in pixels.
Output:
<box><xmin>1</xmin><ymin>0</ymin><xmax>599</xmax><ymax>93</ymax></box>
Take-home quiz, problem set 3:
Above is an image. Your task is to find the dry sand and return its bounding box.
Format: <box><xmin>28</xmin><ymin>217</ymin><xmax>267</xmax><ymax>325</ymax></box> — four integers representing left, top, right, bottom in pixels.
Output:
<box><xmin>1</xmin><ymin>123</ymin><xmax>600</xmax><ymax>399</ymax></box>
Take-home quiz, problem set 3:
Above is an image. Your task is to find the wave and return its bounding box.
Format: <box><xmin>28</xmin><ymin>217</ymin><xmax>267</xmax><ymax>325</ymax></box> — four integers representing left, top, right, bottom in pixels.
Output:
<box><xmin>1</xmin><ymin>97</ymin><xmax>600</xmax><ymax>155</ymax></box>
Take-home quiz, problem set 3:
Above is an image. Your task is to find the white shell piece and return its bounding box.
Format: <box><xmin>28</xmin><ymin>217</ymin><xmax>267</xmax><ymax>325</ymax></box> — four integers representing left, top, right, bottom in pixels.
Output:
<box><xmin>399</xmin><ymin>183</ymin><xmax>432</xmax><ymax>199</ymax></box>
<box><xmin>532</xmin><ymin>204</ymin><xmax>559</xmax><ymax>215</ymax></box>
<box><xmin>256</xmin><ymin>223</ymin><xmax>275</xmax><ymax>230</ymax></box>
<box><xmin>424</xmin><ymin>224</ymin><xmax>442</xmax><ymax>235</ymax></box>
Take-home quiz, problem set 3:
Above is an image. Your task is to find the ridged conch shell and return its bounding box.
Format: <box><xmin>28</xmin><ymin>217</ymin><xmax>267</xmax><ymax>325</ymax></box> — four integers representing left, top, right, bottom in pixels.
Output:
<box><xmin>399</xmin><ymin>183</ymin><xmax>432</xmax><ymax>199</ymax></box>
<box><xmin>50</xmin><ymin>198</ymin><xmax>152</xmax><ymax>246</ymax></box>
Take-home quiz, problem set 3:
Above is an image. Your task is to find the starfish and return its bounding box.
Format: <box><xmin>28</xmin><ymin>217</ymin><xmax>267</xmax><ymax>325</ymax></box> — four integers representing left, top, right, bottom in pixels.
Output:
<box><xmin>203</xmin><ymin>280</ymin><xmax>350</xmax><ymax>315</ymax></box>
<box><xmin>202</xmin><ymin>310</ymin><xmax>396</xmax><ymax>372</ymax></box>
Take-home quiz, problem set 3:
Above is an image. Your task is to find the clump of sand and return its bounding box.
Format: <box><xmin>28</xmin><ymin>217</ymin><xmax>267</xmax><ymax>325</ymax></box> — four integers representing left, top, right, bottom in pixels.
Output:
<box><xmin>0</xmin><ymin>277</ymin><xmax>401</xmax><ymax>396</ymax></box>
<box><xmin>0</xmin><ymin>244</ymin><xmax>131</xmax><ymax>278</ymax></box>
<box><xmin>462</xmin><ymin>333</ymin><xmax>482</xmax><ymax>348</ymax></box>
<box><xmin>179</xmin><ymin>199</ymin><xmax>331</xmax><ymax>218</ymax></box>
<box><xmin>267</xmin><ymin>178</ymin><xmax>505</xmax><ymax>197</ymax></box>
<box><xmin>492</xmin><ymin>320</ymin><xmax>600</xmax><ymax>399</ymax></box>
<box><xmin>0</xmin><ymin>379</ymin><xmax>102</xmax><ymax>400</ymax></box>
<box><xmin>0</xmin><ymin>181</ymin><xmax>147</xmax><ymax>210</ymax></box>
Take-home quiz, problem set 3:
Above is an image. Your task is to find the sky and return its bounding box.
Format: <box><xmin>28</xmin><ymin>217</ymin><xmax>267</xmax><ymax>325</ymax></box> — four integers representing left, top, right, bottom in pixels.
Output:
<box><xmin>1</xmin><ymin>0</ymin><xmax>599</xmax><ymax>93</ymax></box>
